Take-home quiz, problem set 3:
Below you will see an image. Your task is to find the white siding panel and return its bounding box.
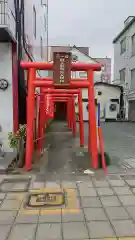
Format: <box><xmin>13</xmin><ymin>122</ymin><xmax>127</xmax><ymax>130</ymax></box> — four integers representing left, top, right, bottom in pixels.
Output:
<box><xmin>0</xmin><ymin>43</ymin><xmax>13</xmax><ymax>152</ymax></box>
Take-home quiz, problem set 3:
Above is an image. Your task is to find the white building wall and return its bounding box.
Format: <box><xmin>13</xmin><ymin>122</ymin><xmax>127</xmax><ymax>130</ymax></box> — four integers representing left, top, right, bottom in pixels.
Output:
<box><xmin>71</xmin><ymin>48</ymin><xmax>102</xmax><ymax>82</ymax></box>
<box><xmin>95</xmin><ymin>85</ymin><xmax>121</xmax><ymax>118</ymax></box>
<box><xmin>0</xmin><ymin>1</ymin><xmax>48</xmax><ymax>152</ymax></box>
<box><xmin>113</xmin><ymin>21</ymin><xmax>135</xmax><ymax>88</ymax></box>
<box><xmin>7</xmin><ymin>0</ymin><xmax>16</xmax><ymax>40</ymax></box>
<box><xmin>24</xmin><ymin>0</ymin><xmax>47</xmax><ymax>64</ymax></box>
<box><xmin>113</xmin><ymin>20</ymin><xmax>135</xmax><ymax>119</ymax></box>
<box><xmin>0</xmin><ymin>43</ymin><xmax>13</xmax><ymax>152</ymax></box>
<box><xmin>0</xmin><ymin>0</ymin><xmax>16</xmax><ymax>40</ymax></box>
<box><xmin>75</xmin><ymin>85</ymin><xmax>121</xmax><ymax>119</ymax></box>
<box><xmin>70</xmin><ymin>48</ymin><xmax>102</xmax><ymax>99</ymax></box>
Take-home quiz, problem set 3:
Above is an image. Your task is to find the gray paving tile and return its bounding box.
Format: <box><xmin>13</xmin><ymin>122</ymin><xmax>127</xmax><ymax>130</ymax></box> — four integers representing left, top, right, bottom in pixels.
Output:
<box><xmin>113</xmin><ymin>186</ymin><xmax>132</xmax><ymax>195</ymax></box>
<box><xmin>45</xmin><ymin>181</ymin><xmax>61</xmax><ymax>188</ymax></box>
<box><xmin>84</xmin><ymin>207</ymin><xmax>107</xmax><ymax>221</ymax></box>
<box><xmin>105</xmin><ymin>206</ymin><xmax>129</xmax><ymax>220</ymax></box>
<box><xmin>126</xmin><ymin>206</ymin><xmax>135</xmax><ymax>220</ymax></box>
<box><xmin>0</xmin><ymin>225</ymin><xmax>12</xmax><ymax>240</ymax></box>
<box><xmin>63</xmin><ymin>222</ymin><xmax>89</xmax><ymax>239</ymax></box>
<box><xmin>39</xmin><ymin>210</ymin><xmax>61</xmax><ymax>223</ymax></box>
<box><xmin>0</xmin><ymin>176</ymin><xmax>5</xmax><ymax>183</ymax></box>
<box><xmin>0</xmin><ymin>179</ymin><xmax>30</xmax><ymax>192</ymax></box>
<box><xmin>81</xmin><ymin>197</ymin><xmax>101</xmax><ymax>208</ymax></box>
<box><xmin>62</xmin><ymin>181</ymin><xmax>77</xmax><ymax>189</ymax></box>
<box><xmin>11</xmin><ymin>182</ymin><xmax>29</xmax><ymax>191</ymax></box>
<box><xmin>8</xmin><ymin>224</ymin><xmax>36</xmax><ymax>240</ymax></box>
<box><xmin>65</xmin><ymin>197</ymin><xmax>81</xmax><ymax>209</ymax></box>
<box><xmin>87</xmin><ymin>221</ymin><xmax>115</xmax><ymax>238</ymax></box>
<box><xmin>0</xmin><ymin>193</ymin><xmax>6</xmax><ymax>199</ymax></box>
<box><xmin>77</xmin><ymin>181</ymin><xmax>93</xmax><ymax>189</ymax></box>
<box><xmin>93</xmin><ymin>180</ymin><xmax>109</xmax><ymax>187</ymax></box>
<box><xmin>62</xmin><ymin>209</ymin><xmax>84</xmax><ymax>222</ymax></box>
<box><xmin>36</xmin><ymin>223</ymin><xmax>62</xmax><ymax>240</ymax></box>
<box><xmin>131</xmin><ymin>188</ymin><xmax>135</xmax><ymax>193</ymax></box>
<box><xmin>6</xmin><ymin>193</ymin><xmax>22</xmax><ymax>200</ymax></box>
<box><xmin>107</xmin><ymin>175</ymin><xmax>121</xmax><ymax>180</ymax></box>
<box><xmin>30</xmin><ymin>181</ymin><xmax>45</xmax><ymax>189</ymax></box>
<box><xmin>0</xmin><ymin>183</ymin><xmax>15</xmax><ymax>192</ymax></box>
<box><xmin>0</xmin><ymin>211</ymin><xmax>17</xmax><ymax>224</ymax></box>
<box><xmin>108</xmin><ymin>179</ymin><xmax>126</xmax><ymax>187</ymax></box>
<box><xmin>100</xmin><ymin>196</ymin><xmax>121</xmax><ymax>207</ymax></box>
<box><xmin>76</xmin><ymin>176</ymin><xmax>91</xmax><ymax>182</ymax></box>
<box><xmin>96</xmin><ymin>187</ymin><xmax>114</xmax><ymax>196</ymax></box>
<box><xmin>126</xmin><ymin>179</ymin><xmax>135</xmax><ymax>187</ymax></box>
<box><xmin>0</xmin><ymin>199</ymin><xmax>22</xmax><ymax>210</ymax></box>
<box><xmin>15</xmin><ymin>214</ymin><xmax>39</xmax><ymax>223</ymax></box>
<box><xmin>118</xmin><ymin>195</ymin><xmax>135</xmax><ymax>206</ymax></box>
<box><xmin>111</xmin><ymin>220</ymin><xmax>135</xmax><ymax>237</ymax></box>
<box><xmin>79</xmin><ymin>187</ymin><xmax>97</xmax><ymax>197</ymax></box>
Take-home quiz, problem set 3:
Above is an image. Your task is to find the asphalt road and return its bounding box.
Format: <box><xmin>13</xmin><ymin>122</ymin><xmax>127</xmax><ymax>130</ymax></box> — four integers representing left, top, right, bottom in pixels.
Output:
<box><xmin>84</xmin><ymin>122</ymin><xmax>135</xmax><ymax>166</ymax></box>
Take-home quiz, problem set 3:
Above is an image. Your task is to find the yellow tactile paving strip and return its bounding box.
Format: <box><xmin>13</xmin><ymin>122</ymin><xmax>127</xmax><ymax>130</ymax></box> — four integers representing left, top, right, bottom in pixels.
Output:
<box><xmin>118</xmin><ymin>238</ymin><xmax>135</xmax><ymax>240</ymax></box>
<box><xmin>103</xmin><ymin>238</ymin><xmax>135</xmax><ymax>240</ymax></box>
<box><xmin>15</xmin><ymin>188</ymin><xmax>80</xmax><ymax>215</ymax></box>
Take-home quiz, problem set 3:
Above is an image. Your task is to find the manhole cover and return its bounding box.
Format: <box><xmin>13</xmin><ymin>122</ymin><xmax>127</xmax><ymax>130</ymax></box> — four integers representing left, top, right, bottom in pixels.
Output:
<box><xmin>26</xmin><ymin>192</ymin><xmax>65</xmax><ymax>208</ymax></box>
<box><xmin>0</xmin><ymin>178</ymin><xmax>31</xmax><ymax>192</ymax></box>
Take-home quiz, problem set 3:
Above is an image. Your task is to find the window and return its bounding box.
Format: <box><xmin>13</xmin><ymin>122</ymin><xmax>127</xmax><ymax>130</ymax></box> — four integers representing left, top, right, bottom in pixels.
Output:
<box><xmin>131</xmin><ymin>34</ymin><xmax>135</xmax><ymax>56</ymax></box>
<box><xmin>119</xmin><ymin>68</ymin><xmax>126</xmax><ymax>83</ymax></box>
<box><xmin>44</xmin><ymin>15</ymin><xmax>47</xmax><ymax>31</ymax></box>
<box><xmin>41</xmin><ymin>0</ymin><xmax>47</xmax><ymax>5</ymax></box>
<box><xmin>120</xmin><ymin>38</ymin><xmax>126</xmax><ymax>54</ymax></box>
<box><xmin>71</xmin><ymin>72</ymin><xmax>77</xmax><ymax>78</ymax></box>
<box><xmin>33</xmin><ymin>6</ymin><xmax>36</xmax><ymax>38</ymax></box>
<box><xmin>79</xmin><ymin>71</ymin><xmax>87</xmax><ymax>78</ymax></box>
<box><xmin>131</xmin><ymin>68</ymin><xmax>135</xmax><ymax>89</ymax></box>
<box><xmin>40</xmin><ymin>37</ymin><xmax>43</xmax><ymax>59</ymax></box>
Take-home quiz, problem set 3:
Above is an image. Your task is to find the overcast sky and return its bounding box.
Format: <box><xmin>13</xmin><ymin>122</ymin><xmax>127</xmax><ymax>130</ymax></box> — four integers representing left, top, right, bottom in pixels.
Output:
<box><xmin>48</xmin><ymin>0</ymin><xmax>135</xmax><ymax>58</ymax></box>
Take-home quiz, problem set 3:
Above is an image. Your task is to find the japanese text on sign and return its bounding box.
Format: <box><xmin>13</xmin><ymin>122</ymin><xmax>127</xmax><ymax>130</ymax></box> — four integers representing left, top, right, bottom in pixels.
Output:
<box><xmin>59</xmin><ymin>57</ymin><xmax>65</xmax><ymax>84</ymax></box>
<box><xmin>53</xmin><ymin>52</ymin><xmax>71</xmax><ymax>85</ymax></box>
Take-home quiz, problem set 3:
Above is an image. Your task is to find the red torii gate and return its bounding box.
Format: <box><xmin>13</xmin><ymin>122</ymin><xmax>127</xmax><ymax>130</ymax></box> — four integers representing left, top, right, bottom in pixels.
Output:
<box><xmin>21</xmin><ymin>61</ymin><xmax>102</xmax><ymax>171</ymax></box>
<box><xmin>51</xmin><ymin>95</ymin><xmax>76</xmax><ymax>137</ymax></box>
<box><xmin>36</xmin><ymin>89</ymin><xmax>83</xmax><ymax>149</ymax></box>
<box><xmin>37</xmin><ymin>92</ymin><xmax>78</xmax><ymax>151</ymax></box>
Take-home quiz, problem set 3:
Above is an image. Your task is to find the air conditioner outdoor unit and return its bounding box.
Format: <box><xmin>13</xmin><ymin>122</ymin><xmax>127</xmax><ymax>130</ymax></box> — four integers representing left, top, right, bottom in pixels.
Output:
<box><xmin>105</xmin><ymin>101</ymin><xmax>118</xmax><ymax>121</ymax></box>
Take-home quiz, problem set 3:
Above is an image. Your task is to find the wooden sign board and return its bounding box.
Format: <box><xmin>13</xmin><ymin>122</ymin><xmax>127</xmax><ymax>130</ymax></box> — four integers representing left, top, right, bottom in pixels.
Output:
<box><xmin>53</xmin><ymin>52</ymin><xmax>71</xmax><ymax>85</ymax></box>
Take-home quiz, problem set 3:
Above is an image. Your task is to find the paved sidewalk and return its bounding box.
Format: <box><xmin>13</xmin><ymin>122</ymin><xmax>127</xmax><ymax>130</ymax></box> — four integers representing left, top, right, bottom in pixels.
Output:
<box><xmin>0</xmin><ymin>175</ymin><xmax>135</xmax><ymax>239</ymax></box>
<box><xmin>1</xmin><ymin>121</ymin><xmax>135</xmax><ymax>239</ymax></box>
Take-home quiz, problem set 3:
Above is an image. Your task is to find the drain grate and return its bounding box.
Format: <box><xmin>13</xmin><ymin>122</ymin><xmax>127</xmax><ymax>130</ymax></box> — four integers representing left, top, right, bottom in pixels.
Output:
<box><xmin>25</xmin><ymin>192</ymin><xmax>65</xmax><ymax>208</ymax></box>
<box><xmin>0</xmin><ymin>178</ymin><xmax>31</xmax><ymax>193</ymax></box>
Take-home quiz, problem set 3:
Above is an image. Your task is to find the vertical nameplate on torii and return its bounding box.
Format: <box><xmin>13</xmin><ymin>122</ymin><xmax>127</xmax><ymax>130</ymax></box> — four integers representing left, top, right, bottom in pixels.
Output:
<box><xmin>53</xmin><ymin>52</ymin><xmax>71</xmax><ymax>85</ymax></box>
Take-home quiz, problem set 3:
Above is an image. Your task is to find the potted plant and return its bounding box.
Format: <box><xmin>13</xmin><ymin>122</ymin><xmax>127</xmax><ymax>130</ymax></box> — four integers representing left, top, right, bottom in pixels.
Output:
<box><xmin>8</xmin><ymin>124</ymin><xmax>26</xmax><ymax>169</ymax></box>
